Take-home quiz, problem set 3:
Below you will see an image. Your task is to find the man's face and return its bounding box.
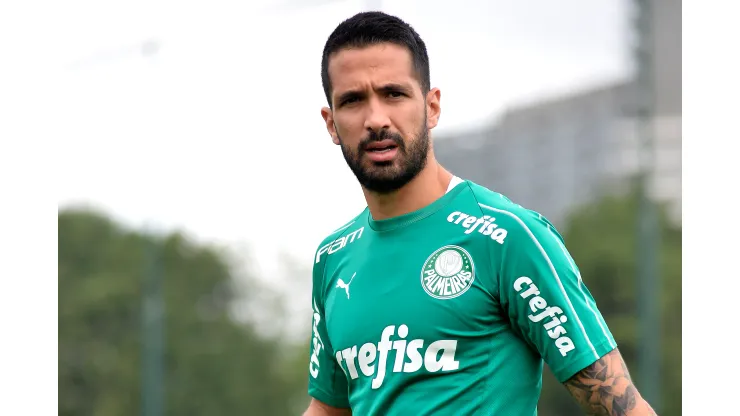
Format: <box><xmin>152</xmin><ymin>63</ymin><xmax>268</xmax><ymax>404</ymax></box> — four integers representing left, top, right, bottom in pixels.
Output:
<box><xmin>321</xmin><ymin>43</ymin><xmax>441</xmax><ymax>194</ymax></box>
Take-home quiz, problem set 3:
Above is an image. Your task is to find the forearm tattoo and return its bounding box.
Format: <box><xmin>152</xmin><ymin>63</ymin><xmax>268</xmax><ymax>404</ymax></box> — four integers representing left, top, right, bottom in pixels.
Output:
<box><xmin>563</xmin><ymin>349</ymin><xmax>656</xmax><ymax>415</ymax></box>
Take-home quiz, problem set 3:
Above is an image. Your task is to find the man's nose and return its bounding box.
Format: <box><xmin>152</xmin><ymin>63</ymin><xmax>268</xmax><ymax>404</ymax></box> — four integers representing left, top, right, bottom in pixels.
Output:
<box><xmin>364</xmin><ymin>96</ymin><xmax>391</xmax><ymax>132</ymax></box>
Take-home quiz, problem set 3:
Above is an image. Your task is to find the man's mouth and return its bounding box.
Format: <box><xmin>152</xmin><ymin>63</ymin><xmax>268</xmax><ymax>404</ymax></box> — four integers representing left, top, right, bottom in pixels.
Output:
<box><xmin>365</xmin><ymin>139</ymin><xmax>398</xmax><ymax>153</ymax></box>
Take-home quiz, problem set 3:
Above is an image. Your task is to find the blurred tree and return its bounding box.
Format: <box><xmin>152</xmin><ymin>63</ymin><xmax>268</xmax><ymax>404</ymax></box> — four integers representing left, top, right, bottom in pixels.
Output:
<box><xmin>59</xmin><ymin>208</ymin><xmax>304</xmax><ymax>416</ymax></box>
<box><xmin>270</xmin><ymin>250</ymin><xmax>315</xmax><ymax>414</ymax></box>
<box><xmin>537</xmin><ymin>187</ymin><xmax>682</xmax><ymax>416</ymax></box>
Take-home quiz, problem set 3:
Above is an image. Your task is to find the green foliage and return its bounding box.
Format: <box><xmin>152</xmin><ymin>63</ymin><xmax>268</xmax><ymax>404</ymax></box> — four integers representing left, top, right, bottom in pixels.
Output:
<box><xmin>537</xmin><ymin>190</ymin><xmax>682</xmax><ymax>415</ymax></box>
<box><xmin>58</xmin><ymin>208</ymin><xmax>304</xmax><ymax>416</ymax></box>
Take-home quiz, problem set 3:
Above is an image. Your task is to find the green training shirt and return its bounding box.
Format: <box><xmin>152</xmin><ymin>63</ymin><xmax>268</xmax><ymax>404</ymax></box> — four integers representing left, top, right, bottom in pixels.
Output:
<box><xmin>307</xmin><ymin>178</ymin><xmax>617</xmax><ymax>415</ymax></box>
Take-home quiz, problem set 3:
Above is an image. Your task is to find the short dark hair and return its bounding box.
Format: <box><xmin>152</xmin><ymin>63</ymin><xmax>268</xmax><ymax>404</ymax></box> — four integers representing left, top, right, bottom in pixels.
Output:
<box><xmin>321</xmin><ymin>11</ymin><xmax>431</xmax><ymax>107</ymax></box>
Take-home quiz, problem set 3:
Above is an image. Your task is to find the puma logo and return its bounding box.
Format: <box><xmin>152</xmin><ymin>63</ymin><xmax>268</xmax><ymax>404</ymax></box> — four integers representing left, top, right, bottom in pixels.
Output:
<box><xmin>336</xmin><ymin>272</ymin><xmax>357</xmax><ymax>299</ymax></box>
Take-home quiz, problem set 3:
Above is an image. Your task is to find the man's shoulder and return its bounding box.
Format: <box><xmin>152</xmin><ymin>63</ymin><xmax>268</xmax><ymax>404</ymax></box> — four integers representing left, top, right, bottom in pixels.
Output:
<box><xmin>463</xmin><ymin>180</ymin><xmax>556</xmax><ymax>238</ymax></box>
<box><xmin>312</xmin><ymin>209</ymin><xmax>369</xmax><ymax>266</ymax></box>
<box><xmin>463</xmin><ymin>180</ymin><xmax>532</xmax><ymax>220</ymax></box>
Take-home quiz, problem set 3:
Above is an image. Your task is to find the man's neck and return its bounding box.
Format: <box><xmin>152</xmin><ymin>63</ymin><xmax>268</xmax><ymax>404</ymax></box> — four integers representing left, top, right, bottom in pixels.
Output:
<box><xmin>363</xmin><ymin>160</ymin><xmax>454</xmax><ymax>221</ymax></box>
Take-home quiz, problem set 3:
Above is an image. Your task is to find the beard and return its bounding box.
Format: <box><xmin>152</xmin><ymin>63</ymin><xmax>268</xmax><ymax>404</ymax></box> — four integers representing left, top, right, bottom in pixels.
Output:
<box><xmin>338</xmin><ymin>119</ymin><xmax>430</xmax><ymax>194</ymax></box>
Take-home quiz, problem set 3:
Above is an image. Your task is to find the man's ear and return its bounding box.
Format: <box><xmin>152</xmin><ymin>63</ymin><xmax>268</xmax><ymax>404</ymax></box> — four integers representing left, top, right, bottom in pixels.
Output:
<box><xmin>321</xmin><ymin>106</ymin><xmax>340</xmax><ymax>145</ymax></box>
<box><xmin>426</xmin><ymin>87</ymin><xmax>441</xmax><ymax>130</ymax></box>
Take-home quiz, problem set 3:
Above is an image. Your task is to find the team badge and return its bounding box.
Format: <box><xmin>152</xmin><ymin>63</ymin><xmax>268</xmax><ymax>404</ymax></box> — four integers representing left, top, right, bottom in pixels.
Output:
<box><xmin>420</xmin><ymin>245</ymin><xmax>475</xmax><ymax>299</ymax></box>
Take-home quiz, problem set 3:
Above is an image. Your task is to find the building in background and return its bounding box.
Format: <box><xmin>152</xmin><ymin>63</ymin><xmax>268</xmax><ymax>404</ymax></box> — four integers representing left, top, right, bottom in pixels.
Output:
<box><xmin>435</xmin><ymin>0</ymin><xmax>680</xmax><ymax>228</ymax></box>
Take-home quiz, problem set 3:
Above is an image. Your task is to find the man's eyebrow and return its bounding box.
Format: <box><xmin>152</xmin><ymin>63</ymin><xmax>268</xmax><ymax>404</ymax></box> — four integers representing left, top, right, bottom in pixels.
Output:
<box><xmin>378</xmin><ymin>83</ymin><xmax>413</xmax><ymax>93</ymax></box>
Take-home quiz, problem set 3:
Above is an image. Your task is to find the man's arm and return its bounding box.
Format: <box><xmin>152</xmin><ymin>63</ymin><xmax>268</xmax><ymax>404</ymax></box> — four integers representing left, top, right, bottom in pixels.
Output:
<box><xmin>303</xmin><ymin>398</ymin><xmax>352</xmax><ymax>416</ymax></box>
<box><xmin>563</xmin><ymin>348</ymin><xmax>657</xmax><ymax>416</ymax></box>
<box><xmin>305</xmin><ymin>238</ymin><xmax>352</xmax><ymax>414</ymax></box>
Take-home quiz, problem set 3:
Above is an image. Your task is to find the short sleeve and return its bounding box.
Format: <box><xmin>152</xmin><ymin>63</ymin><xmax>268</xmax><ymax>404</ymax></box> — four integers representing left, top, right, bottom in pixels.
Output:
<box><xmin>496</xmin><ymin>210</ymin><xmax>617</xmax><ymax>382</ymax></box>
<box><xmin>307</xmin><ymin>251</ymin><xmax>350</xmax><ymax>408</ymax></box>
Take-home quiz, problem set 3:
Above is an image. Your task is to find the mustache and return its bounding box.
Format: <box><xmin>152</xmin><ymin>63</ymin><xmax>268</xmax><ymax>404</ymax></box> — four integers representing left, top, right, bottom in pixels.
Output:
<box><xmin>359</xmin><ymin>129</ymin><xmax>405</xmax><ymax>151</ymax></box>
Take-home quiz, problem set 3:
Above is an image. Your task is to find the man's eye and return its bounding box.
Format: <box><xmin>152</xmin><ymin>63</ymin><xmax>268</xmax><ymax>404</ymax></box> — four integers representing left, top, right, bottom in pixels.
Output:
<box><xmin>388</xmin><ymin>91</ymin><xmax>403</xmax><ymax>98</ymax></box>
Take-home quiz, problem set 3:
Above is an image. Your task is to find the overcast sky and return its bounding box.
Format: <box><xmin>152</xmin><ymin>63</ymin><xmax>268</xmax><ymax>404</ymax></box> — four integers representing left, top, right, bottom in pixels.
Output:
<box><xmin>10</xmin><ymin>0</ymin><xmax>631</xmax><ymax>272</ymax></box>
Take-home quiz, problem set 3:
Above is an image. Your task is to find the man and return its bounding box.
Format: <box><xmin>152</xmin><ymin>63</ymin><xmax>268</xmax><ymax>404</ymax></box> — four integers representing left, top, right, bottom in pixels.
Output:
<box><xmin>304</xmin><ymin>11</ymin><xmax>657</xmax><ymax>416</ymax></box>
